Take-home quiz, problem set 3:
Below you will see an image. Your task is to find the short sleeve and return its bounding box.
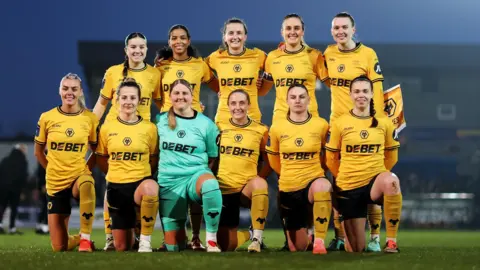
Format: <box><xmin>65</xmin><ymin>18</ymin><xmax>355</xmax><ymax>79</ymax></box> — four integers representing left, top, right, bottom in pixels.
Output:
<box><xmin>367</xmin><ymin>49</ymin><xmax>384</xmax><ymax>84</ymax></box>
<box><xmin>385</xmin><ymin>121</ymin><xmax>400</xmax><ymax>150</ymax></box>
<box><xmin>95</xmin><ymin>125</ymin><xmax>109</xmax><ymax>156</ymax></box>
<box><xmin>206</xmin><ymin>120</ymin><xmax>220</xmax><ymax>158</ymax></box>
<box><xmin>89</xmin><ymin>114</ymin><xmax>100</xmax><ymax>145</ymax></box>
<box><xmin>149</xmin><ymin>123</ymin><xmax>159</xmax><ymax>156</ymax></box>
<box><xmin>34</xmin><ymin>113</ymin><xmax>47</xmax><ymax>145</ymax></box>
<box><xmin>265</xmin><ymin>125</ymin><xmax>279</xmax><ymax>155</ymax></box>
<box><xmin>263</xmin><ymin>54</ymin><xmax>273</xmax><ymax>81</ymax></box>
<box><xmin>325</xmin><ymin>120</ymin><xmax>341</xmax><ymax>152</ymax></box>
<box><xmin>201</xmin><ymin>61</ymin><xmax>214</xmax><ymax>83</ymax></box>
<box><xmin>152</xmin><ymin>70</ymin><xmax>162</xmax><ymax>101</ymax></box>
<box><xmin>100</xmin><ymin>69</ymin><xmax>114</xmax><ymax>100</ymax></box>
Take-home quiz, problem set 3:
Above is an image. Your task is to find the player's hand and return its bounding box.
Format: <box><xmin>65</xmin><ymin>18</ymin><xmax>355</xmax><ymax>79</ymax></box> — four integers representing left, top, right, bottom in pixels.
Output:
<box><xmin>200</xmin><ymin>102</ymin><xmax>205</xmax><ymax>112</ymax></box>
<box><xmin>278</xmin><ymin>41</ymin><xmax>286</xmax><ymax>50</ymax></box>
<box><xmin>217</xmin><ymin>92</ymin><xmax>221</xmax><ymax>98</ymax></box>
<box><xmin>154</xmin><ymin>57</ymin><xmax>164</xmax><ymax>67</ymax></box>
<box><xmin>256</xmin><ymin>72</ymin><xmax>264</xmax><ymax>90</ymax></box>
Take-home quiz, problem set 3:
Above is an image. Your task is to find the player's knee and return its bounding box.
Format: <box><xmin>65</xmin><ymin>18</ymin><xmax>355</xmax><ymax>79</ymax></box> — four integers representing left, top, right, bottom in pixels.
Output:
<box><xmin>311</xmin><ymin>178</ymin><xmax>332</xmax><ymax>193</ymax></box>
<box><xmin>250</xmin><ymin>176</ymin><xmax>268</xmax><ymax>190</ymax></box>
<box><xmin>383</xmin><ymin>173</ymin><xmax>401</xmax><ymax>195</ymax></box>
<box><xmin>201</xmin><ymin>179</ymin><xmax>220</xmax><ymax>194</ymax></box>
<box><xmin>140</xmin><ymin>179</ymin><xmax>159</xmax><ymax>196</ymax></box>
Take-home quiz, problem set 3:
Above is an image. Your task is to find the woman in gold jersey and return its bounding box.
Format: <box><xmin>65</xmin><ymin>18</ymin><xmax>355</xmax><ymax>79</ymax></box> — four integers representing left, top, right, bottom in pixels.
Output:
<box><xmin>154</xmin><ymin>24</ymin><xmax>218</xmax><ymax>250</ymax></box>
<box><xmin>326</xmin><ymin>75</ymin><xmax>402</xmax><ymax>253</ymax></box>
<box><xmin>266</xmin><ymin>84</ymin><xmax>332</xmax><ymax>254</ymax></box>
<box><xmin>324</xmin><ymin>12</ymin><xmax>388</xmax><ymax>252</ymax></box>
<box><xmin>264</xmin><ymin>13</ymin><xmax>328</xmax><ymax>123</ymax></box>
<box><xmin>92</xmin><ymin>33</ymin><xmax>162</xmax><ymax>250</ymax></box>
<box><xmin>96</xmin><ymin>78</ymin><xmax>159</xmax><ymax>252</ymax></box>
<box><xmin>216</xmin><ymin>89</ymin><xmax>270</xmax><ymax>252</ymax></box>
<box><xmin>34</xmin><ymin>73</ymin><xmax>98</xmax><ymax>252</ymax></box>
<box><xmin>155</xmin><ymin>24</ymin><xmax>219</xmax><ymax>113</ymax></box>
<box><xmin>206</xmin><ymin>17</ymin><xmax>273</xmax><ymax>124</ymax></box>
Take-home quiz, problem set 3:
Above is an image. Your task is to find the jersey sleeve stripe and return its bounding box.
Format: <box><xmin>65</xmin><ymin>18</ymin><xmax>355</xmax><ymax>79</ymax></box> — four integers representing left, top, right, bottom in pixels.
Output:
<box><xmin>34</xmin><ymin>139</ymin><xmax>45</xmax><ymax>145</ymax></box>
<box><xmin>385</xmin><ymin>145</ymin><xmax>400</xmax><ymax>150</ymax></box>
<box><xmin>321</xmin><ymin>77</ymin><xmax>330</xmax><ymax>82</ymax></box>
<box><xmin>153</xmin><ymin>97</ymin><xmax>162</xmax><ymax>101</ymax></box>
<box><xmin>95</xmin><ymin>152</ymin><xmax>109</xmax><ymax>157</ymax></box>
<box><xmin>204</xmin><ymin>77</ymin><xmax>214</xmax><ymax>84</ymax></box>
<box><xmin>371</xmin><ymin>78</ymin><xmax>384</xmax><ymax>83</ymax></box>
<box><xmin>89</xmin><ymin>141</ymin><xmax>98</xmax><ymax>145</ymax></box>
<box><xmin>265</xmin><ymin>149</ymin><xmax>278</xmax><ymax>155</ymax></box>
<box><xmin>100</xmin><ymin>94</ymin><xmax>112</xmax><ymax>100</ymax></box>
<box><xmin>325</xmin><ymin>146</ymin><xmax>340</xmax><ymax>152</ymax></box>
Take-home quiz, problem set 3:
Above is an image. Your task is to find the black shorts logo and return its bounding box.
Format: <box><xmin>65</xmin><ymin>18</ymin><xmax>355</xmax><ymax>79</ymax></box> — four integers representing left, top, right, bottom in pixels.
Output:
<box><xmin>47</xmin><ymin>202</ymin><xmax>52</xmax><ymax>210</ymax></box>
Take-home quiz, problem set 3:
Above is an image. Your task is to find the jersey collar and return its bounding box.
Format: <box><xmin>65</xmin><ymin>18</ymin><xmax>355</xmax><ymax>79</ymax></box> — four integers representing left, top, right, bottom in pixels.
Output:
<box><xmin>349</xmin><ymin>110</ymin><xmax>371</xmax><ymax>119</ymax></box>
<box><xmin>284</xmin><ymin>45</ymin><xmax>305</xmax><ymax>54</ymax></box>
<box><xmin>287</xmin><ymin>112</ymin><xmax>312</xmax><ymax>125</ymax></box>
<box><xmin>117</xmin><ymin>116</ymin><xmax>143</xmax><ymax>125</ymax></box>
<box><xmin>57</xmin><ymin>106</ymin><xmax>83</xmax><ymax>116</ymax></box>
<box><xmin>227</xmin><ymin>47</ymin><xmax>246</xmax><ymax>56</ymax></box>
<box><xmin>174</xmin><ymin>109</ymin><xmax>198</xmax><ymax>120</ymax></box>
<box><xmin>229</xmin><ymin>117</ymin><xmax>252</xmax><ymax>128</ymax></box>
<box><xmin>338</xmin><ymin>42</ymin><xmax>362</xmax><ymax>53</ymax></box>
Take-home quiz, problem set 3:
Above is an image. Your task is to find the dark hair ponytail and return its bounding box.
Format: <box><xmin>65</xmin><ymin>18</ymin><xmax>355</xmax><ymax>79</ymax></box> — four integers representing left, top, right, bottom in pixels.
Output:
<box><xmin>369</xmin><ymin>98</ymin><xmax>378</xmax><ymax>128</ymax></box>
<box><xmin>123</xmin><ymin>32</ymin><xmax>147</xmax><ymax>79</ymax></box>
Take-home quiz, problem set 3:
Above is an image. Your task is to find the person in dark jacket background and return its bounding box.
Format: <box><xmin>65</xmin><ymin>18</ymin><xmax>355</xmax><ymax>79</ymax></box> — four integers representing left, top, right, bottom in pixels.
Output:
<box><xmin>0</xmin><ymin>144</ymin><xmax>29</xmax><ymax>234</ymax></box>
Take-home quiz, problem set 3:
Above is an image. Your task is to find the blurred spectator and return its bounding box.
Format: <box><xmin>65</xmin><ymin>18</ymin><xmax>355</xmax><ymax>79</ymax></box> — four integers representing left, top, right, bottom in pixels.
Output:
<box><xmin>34</xmin><ymin>162</ymin><xmax>48</xmax><ymax>235</ymax></box>
<box><xmin>0</xmin><ymin>144</ymin><xmax>28</xmax><ymax>234</ymax></box>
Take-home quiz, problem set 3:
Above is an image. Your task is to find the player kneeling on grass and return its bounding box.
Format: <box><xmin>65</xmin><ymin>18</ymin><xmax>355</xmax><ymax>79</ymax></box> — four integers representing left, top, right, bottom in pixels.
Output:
<box><xmin>95</xmin><ymin>78</ymin><xmax>160</xmax><ymax>252</ymax></box>
<box><xmin>215</xmin><ymin>89</ymin><xmax>270</xmax><ymax>252</ymax></box>
<box><xmin>266</xmin><ymin>84</ymin><xmax>332</xmax><ymax>254</ymax></box>
<box><xmin>34</xmin><ymin>73</ymin><xmax>98</xmax><ymax>252</ymax></box>
<box><xmin>156</xmin><ymin>79</ymin><xmax>222</xmax><ymax>252</ymax></box>
<box><xmin>325</xmin><ymin>75</ymin><xmax>402</xmax><ymax>253</ymax></box>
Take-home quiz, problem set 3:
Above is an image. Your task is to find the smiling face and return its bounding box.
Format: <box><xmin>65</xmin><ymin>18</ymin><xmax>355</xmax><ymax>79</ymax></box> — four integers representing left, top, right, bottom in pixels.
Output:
<box><xmin>282</xmin><ymin>17</ymin><xmax>304</xmax><ymax>48</ymax></box>
<box><xmin>287</xmin><ymin>86</ymin><xmax>309</xmax><ymax>114</ymax></box>
<box><xmin>125</xmin><ymin>36</ymin><xmax>147</xmax><ymax>64</ymax></box>
<box><xmin>117</xmin><ymin>86</ymin><xmax>140</xmax><ymax>115</ymax></box>
<box><xmin>170</xmin><ymin>83</ymin><xmax>192</xmax><ymax>111</ymax></box>
<box><xmin>331</xmin><ymin>17</ymin><xmax>355</xmax><ymax>46</ymax></box>
<box><xmin>228</xmin><ymin>91</ymin><xmax>250</xmax><ymax>122</ymax></box>
<box><xmin>59</xmin><ymin>78</ymin><xmax>83</xmax><ymax>107</ymax></box>
<box><xmin>350</xmin><ymin>80</ymin><xmax>373</xmax><ymax>111</ymax></box>
<box><xmin>223</xmin><ymin>22</ymin><xmax>247</xmax><ymax>52</ymax></box>
<box><xmin>168</xmin><ymin>28</ymin><xmax>191</xmax><ymax>56</ymax></box>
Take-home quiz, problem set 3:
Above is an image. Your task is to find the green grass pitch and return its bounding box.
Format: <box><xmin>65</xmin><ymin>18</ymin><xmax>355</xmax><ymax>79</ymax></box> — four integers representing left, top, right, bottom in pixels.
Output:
<box><xmin>0</xmin><ymin>229</ymin><xmax>479</xmax><ymax>270</ymax></box>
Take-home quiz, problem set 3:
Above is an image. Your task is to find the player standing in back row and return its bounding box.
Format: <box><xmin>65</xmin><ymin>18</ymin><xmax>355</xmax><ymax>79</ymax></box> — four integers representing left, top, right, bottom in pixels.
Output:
<box><xmin>92</xmin><ymin>33</ymin><xmax>163</xmax><ymax>251</ymax></box>
<box><xmin>264</xmin><ymin>13</ymin><xmax>329</xmax><ymax>123</ymax></box>
<box><xmin>206</xmin><ymin>17</ymin><xmax>273</xmax><ymax>124</ymax></box>
<box><xmin>323</xmin><ymin>12</ymin><xmax>387</xmax><ymax>252</ymax></box>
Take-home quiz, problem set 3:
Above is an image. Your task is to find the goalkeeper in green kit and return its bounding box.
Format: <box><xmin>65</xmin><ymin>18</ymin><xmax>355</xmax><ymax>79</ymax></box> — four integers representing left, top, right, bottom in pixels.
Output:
<box><xmin>156</xmin><ymin>79</ymin><xmax>222</xmax><ymax>252</ymax></box>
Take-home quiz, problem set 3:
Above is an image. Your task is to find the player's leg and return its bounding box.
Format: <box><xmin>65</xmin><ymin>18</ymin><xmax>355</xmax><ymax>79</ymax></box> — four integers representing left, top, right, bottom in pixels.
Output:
<box><xmin>159</xmin><ymin>183</ymin><xmax>188</xmax><ymax>251</ymax></box>
<box><xmin>343</xmin><ymin>218</ymin><xmax>367</xmax><ymax>252</ymax></box>
<box><xmin>72</xmin><ymin>175</ymin><xmax>95</xmax><ymax>252</ymax></box>
<box><xmin>46</xmin><ymin>187</ymin><xmax>77</xmax><ymax>251</ymax></box>
<box><xmin>190</xmin><ymin>172</ymin><xmax>222</xmax><ymax>252</ymax></box>
<box><xmin>326</xmin><ymin>172</ymin><xmax>346</xmax><ymax>251</ymax></box>
<box><xmin>370</xmin><ymin>172</ymin><xmax>402</xmax><ymax>253</ymax></box>
<box><xmin>307</xmin><ymin>178</ymin><xmax>332</xmax><ymax>254</ymax></box>
<box><xmin>241</xmin><ymin>176</ymin><xmax>269</xmax><ymax>253</ymax></box>
<box><xmin>187</xmin><ymin>202</ymin><xmax>205</xmax><ymax>250</ymax></box>
<box><xmin>102</xmin><ymin>192</ymin><xmax>115</xmax><ymax>251</ymax></box>
<box><xmin>133</xmin><ymin>179</ymin><xmax>159</xmax><ymax>252</ymax></box>
<box><xmin>217</xmin><ymin>193</ymin><xmax>241</xmax><ymax>251</ymax></box>
<box><xmin>278</xmin><ymin>189</ymin><xmax>310</xmax><ymax>252</ymax></box>
<box><xmin>366</xmin><ymin>204</ymin><xmax>382</xmax><ymax>252</ymax></box>
<box><xmin>8</xmin><ymin>187</ymin><xmax>22</xmax><ymax>234</ymax></box>
<box><xmin>106</xmin><ymin>182</ymin><xmax>137</xmax><ymax>251</ymax></box>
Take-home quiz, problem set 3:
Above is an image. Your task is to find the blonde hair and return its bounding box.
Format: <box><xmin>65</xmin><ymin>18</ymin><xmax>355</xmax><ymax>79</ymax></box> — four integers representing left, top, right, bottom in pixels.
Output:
<box><xmin>60</xmin><ymin>73</ymin><xmax>86</xmax><ymax>109</ymax></box>
<box><xmin>168</xmin><ymin>79</ymin><xmax>193</xmax><ymax>130</ymax></box>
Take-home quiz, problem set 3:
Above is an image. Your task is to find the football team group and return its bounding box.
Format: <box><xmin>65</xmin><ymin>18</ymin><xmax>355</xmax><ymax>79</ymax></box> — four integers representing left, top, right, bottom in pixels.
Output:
<box><xmin>33</xmin><ymin>12</ymin><xmax>404</xmax><ymax>255</ymax></box>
